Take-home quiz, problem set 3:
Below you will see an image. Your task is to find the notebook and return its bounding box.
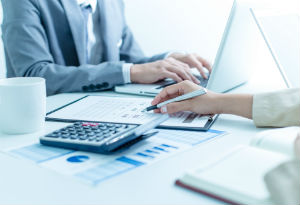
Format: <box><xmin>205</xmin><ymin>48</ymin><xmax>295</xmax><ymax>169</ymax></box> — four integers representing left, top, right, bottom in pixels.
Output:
<box><xmin>175</xmin><ymin>126</ymin><xmax>299</xmax><ymax>205</ymax></box>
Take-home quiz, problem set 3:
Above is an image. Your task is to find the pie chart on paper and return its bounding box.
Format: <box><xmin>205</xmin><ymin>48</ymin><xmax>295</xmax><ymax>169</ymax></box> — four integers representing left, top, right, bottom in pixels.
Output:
<box><xmin>67</xmin><ymin>155</ymin><xmax>90</xmax><ymax>163</ymax></box>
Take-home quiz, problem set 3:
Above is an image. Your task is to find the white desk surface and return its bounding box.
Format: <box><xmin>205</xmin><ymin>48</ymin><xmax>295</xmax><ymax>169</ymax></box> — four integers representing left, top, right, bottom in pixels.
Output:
<box><xmin>0</xmin><ymin>54</ymin><xmax>289</xmax><ymax>205</ymax></box>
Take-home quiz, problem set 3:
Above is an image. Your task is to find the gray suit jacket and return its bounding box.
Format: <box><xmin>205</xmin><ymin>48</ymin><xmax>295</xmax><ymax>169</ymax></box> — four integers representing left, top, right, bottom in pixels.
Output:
<box><xmin>1</xmin><ymin>0</ymin><xmax>166</xmax><ymax>95</ymax></box>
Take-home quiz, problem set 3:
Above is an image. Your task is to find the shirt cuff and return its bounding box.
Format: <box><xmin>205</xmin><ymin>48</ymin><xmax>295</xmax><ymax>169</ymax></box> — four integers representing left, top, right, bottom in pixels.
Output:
<box><xmin>122</xmin><ymin>63</ymin><xmax>133</xmax><ymax>84</ymax></box>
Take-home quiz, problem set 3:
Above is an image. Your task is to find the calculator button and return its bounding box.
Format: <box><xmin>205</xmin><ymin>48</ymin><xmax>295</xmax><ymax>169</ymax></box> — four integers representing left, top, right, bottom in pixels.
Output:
<box><xmin>61</xmin><ymin>134</ymin><xmax>70</xmax><ymax>139</ymax></box>
<box><xmin>61</xmin><ymin>131</ymin><xmax>69</xmax><ymax>134</ymax></box>
<box><xmin>103</xmin><ymin>130</ymin><xmax>109</xmax><ymax>134</ymax></box>
<box><xmin>46</xmin><ymin>134</ymin><xmax>59</xmax><ymax>138</ymax></box>
<box><xmin>103</xmin><ymin>134</ymin><xmax>111</xmax><ymax>138</ymax></box>
<box><xmin>79</xmin><ymin>136</ymin><xmax>88</xmax><ymax>140</ymax></box>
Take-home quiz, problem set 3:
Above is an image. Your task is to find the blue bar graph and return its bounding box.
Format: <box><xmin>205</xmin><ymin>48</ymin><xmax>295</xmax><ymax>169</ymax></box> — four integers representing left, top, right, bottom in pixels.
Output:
<box><xmin>136</xmin><ymin>152</ymin><xmax>155</xmax><ymax>159</ymax></box>
<box><xmin>145</xmin><ymin>149</ymin><xmax>159</xmax><ymax>154</ymax></box>
<box><xmin>153</xmin><ymin>146</ymin><xmax>168</xmax><ymax>152</ymax></box>
<box><xmin>161</xmin><ymin>144</ymin><xmax>178</xmax><ymax>149</ymax></box>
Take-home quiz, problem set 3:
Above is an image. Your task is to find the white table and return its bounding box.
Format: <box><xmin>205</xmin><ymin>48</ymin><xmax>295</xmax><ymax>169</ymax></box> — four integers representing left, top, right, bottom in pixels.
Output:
<box><xmin>0</xmin><ymin>52</ymin><xmax>288</xmax><ymax>205</ymax></box>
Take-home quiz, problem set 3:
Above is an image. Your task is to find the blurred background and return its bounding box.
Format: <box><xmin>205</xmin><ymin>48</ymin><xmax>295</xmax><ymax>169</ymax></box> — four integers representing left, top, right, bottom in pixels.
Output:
<box><xmin>0</xmin><ymin>0</ymin><xmax>299</xmax><ymax>85</ymax></box>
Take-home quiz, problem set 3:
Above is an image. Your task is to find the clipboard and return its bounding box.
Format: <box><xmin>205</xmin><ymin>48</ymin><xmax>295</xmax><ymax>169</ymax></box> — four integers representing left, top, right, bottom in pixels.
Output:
<box><xmin>46</xmin><ymin>95</ymin><xmax>218</xmax><ymax>131</ymax></box>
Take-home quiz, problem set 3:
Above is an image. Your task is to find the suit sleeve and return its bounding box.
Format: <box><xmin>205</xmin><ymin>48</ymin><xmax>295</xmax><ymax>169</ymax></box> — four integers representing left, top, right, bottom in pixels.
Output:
<box><xmin>1</xmin><ymin>0</ymin><xmax>125</xmax><ymax>96</ymax></box>
<box><xmin>252</xmin><ymin>88</ymin><xmax>300</xmax><ymax>127</ymax></box>
<box><xmin>118</xmin><ymin>1</ymin><xmax>167</xmax><ymax>64</ymax></box>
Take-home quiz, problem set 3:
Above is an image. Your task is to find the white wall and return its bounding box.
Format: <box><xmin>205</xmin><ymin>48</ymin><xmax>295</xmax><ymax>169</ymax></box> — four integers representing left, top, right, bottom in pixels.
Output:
<box><xmin>123</xmin><ymin>0</ymin><xmax>234</xmax><ymax>63</ymax></box>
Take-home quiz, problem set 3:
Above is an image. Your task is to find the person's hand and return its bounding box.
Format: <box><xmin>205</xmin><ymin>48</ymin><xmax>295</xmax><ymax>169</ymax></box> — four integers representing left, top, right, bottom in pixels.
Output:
<box><xmin>130</xmin><ymin>57</ymin><xmax>200</xmax><ymax>84</ymax></box>
<box><xmin>168</xmin><ymin>53</ymin><xmax>212</xmax><ymax>79</ymax></box>
<box><xmin>151</xmin><ymin>80</ymin><xmax>222</xmax><ymax>115</ymax></box>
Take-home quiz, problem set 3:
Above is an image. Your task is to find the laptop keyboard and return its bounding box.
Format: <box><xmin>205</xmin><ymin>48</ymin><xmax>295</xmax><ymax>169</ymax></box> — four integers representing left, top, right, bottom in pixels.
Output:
<box><xmin>156</xmin><ymin>75</ymin><xmax>209</xmax><ymax>89</ymax></box>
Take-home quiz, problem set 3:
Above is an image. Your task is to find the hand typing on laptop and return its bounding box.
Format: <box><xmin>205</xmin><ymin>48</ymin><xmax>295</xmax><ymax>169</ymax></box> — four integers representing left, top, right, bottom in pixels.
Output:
<box><xmin>130</xmin><ymin>53</ymin><xmax>211</xmax><ymax>84</ymax></box>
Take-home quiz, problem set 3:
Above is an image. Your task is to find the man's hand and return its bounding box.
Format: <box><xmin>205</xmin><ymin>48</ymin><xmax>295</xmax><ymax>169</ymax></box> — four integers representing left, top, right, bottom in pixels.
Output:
<box><xmin>168</xmin><ymin>53</ymin><xmax>212</xmax><ymax>79</ymax></box>
<box><xmin>130</xmin><ymin>57</ymin><xmax>200</xmax><ymax>84</ymax></box>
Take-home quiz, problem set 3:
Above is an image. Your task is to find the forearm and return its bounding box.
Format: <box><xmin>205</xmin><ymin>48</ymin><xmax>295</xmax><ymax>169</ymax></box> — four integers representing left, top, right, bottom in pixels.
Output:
<box><xmin>217</xmin><ymin>93</ymin><xmax>253</xmax><ymax>119</ymax></box>
<box><xmin>252</xmin><ymin>88</ymin><xmax>300</xmax><ymax>127</ymax></box>
<box><xmin>23</xmin><ymin>61</ymin><xmax>125</xmax><ymax>95</ymax></box>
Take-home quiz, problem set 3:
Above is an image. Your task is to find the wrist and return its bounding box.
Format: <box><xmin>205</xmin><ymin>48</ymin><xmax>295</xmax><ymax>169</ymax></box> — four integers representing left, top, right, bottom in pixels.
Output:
<box><xmin>214</xmin><ymin>93</ymin><xmax>226</xmax><ymax>114</ymax></box>
<box><xmin>216</xmin><ymin>93</ymin><xmax>253</xmax><ymax>118</ymax></box>
<box><xmin>130</xmin><ymin>64</ymin><xmax>141</xmax><ymax>83</ymax></box>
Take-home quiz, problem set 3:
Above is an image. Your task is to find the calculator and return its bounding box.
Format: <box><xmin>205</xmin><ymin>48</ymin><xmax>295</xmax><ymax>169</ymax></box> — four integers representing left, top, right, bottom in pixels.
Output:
<box><xmin>40</xmin><ymin>121</ymin><xmax>162</xmax><ymax>154</ymax></box>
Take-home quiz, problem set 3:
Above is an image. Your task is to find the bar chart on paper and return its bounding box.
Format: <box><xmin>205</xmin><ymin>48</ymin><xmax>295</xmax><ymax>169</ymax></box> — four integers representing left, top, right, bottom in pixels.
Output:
<box><xmin>7</xmin><ymin>129</ymin><xmax>226</xmax><ymax>185</ymax></box>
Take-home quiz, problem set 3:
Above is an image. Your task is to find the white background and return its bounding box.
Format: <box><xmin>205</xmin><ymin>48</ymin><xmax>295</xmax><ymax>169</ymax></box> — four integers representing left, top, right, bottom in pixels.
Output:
<box><xmin>0</xmin><ymin>0</ymin><xmax>299</xmax><ymax>82</ymax></box>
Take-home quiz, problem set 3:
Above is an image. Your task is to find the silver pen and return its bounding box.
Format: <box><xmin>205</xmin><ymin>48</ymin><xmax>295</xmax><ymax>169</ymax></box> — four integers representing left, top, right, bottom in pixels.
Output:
<box><xmin>143</xmin><ymin>88</ymin><xmax>207</xmax><ymax>112</ymax></box>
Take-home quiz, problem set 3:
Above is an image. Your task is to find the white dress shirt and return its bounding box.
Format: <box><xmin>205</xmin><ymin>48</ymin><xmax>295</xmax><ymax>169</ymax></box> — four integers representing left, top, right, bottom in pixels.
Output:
<box><xmin>77</xmin><ymin>0</ymin><xmax>132</xmax><ymax>83</ymax></box>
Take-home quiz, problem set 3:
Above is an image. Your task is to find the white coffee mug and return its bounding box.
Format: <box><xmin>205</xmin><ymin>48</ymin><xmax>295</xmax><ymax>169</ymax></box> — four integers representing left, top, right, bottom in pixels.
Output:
<box><xmin>0</xmin><ymin>77</ymin><xmax>46</xmax><ymax>134</ymax></box>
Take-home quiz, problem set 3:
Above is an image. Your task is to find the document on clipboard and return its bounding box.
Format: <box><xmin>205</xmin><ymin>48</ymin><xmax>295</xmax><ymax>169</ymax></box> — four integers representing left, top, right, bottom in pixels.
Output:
<box><xmin>46</xmin><ymin>95</ymin><xmax>218</xmax><ymax>131</ymax></box>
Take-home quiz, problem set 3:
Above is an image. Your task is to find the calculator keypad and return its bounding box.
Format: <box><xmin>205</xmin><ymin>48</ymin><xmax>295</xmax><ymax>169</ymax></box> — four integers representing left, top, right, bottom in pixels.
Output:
<box><xmin>44</xmin><ymin>122</ymin><xmax>137</xmax><ymax>145</ymax></box>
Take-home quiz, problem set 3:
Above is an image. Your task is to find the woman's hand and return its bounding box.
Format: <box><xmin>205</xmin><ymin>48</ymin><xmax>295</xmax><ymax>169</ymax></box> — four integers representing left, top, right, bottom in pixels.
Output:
<box><xmin>151</xmin><ymin>80</ymin><xmax>222</xmax><ymax>115</ymax></box>
<box><xmin>152</xmin><ymin>81</ymin><xmax>254</xmax><ymax>119</ymax></box>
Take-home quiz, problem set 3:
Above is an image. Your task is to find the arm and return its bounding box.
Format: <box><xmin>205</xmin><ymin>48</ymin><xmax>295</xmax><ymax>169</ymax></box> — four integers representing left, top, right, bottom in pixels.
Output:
<box><xmin>252</xmin><ymin>88</ymin><xmax>300</xmax><ymax>127</ymax></box>
<box><xmin>1</xmin><ymin>0</ymin><xmax>125</xmax><ymax>96</ymax></box>
<box><xmin>216</xmin><ymin>93</ymin><xmax>253</xmax><ymax>119</ymax></box>
<box><xmin>152</xmin><ymin>81</ymin><xmax>300</xmax><ymax>127</ymax></box>
<box><xmin>152</xmin><ymin>81</ymin><xmax>253</xmax><ymax>118</ymax></box>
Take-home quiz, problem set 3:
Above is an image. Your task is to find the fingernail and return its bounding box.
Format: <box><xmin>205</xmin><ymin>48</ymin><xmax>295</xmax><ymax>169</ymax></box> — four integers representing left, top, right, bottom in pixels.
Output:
<box><xmin>161</xmin><ymin>106</ymin><xmax>167</xmax><ymax>113</ymax></box>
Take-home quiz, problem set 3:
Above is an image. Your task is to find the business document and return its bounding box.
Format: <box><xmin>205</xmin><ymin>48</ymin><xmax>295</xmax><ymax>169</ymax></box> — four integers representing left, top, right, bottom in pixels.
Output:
<box><xmin>47</xmin><ymin>96</ymin><xmax>212</xmax><ymax>128</ymax></box>
<box><xmin>7</xmin><ymin>129</ymin><xmax>226</xmax><ymax>186</ymax></box>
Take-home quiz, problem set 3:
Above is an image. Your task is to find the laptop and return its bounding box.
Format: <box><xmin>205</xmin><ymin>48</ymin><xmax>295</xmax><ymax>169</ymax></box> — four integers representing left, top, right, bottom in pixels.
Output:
<box><xmin>250</xmin><ymin>8</ymin><xmax>294</xmax><ymax>88</ymax></box>
<box><xmin>114</xmin><ymin>0</ymin><xmax>261</xmax><ymax>96</ymax></box>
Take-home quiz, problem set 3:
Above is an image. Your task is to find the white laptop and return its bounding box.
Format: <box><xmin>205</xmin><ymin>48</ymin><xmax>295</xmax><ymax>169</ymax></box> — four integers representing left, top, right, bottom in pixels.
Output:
<box><xmin>250</xmin><ymin>8</ymin><xmax>296</xmax><ymax>88</ymax></box>
<box><xmin>114</xmin><ymin>0</ymin><xmax>265</xmax><ymax>96</ymax></box>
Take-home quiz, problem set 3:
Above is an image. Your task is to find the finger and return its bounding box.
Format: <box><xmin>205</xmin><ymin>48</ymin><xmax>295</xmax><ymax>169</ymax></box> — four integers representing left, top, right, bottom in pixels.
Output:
<box><xmin>197</xmin><ymin>56</ymin><xmax>212</xmax><ymax>73</ymax></box>
<box><xmin>164</xmin><ymin>70</ymin><xmax>184</xmax><ymax>83</ymax></box>
<box><xmin>177</xmin><ymin>62</ymin><xmax>200</xmax><ymax>84</ymax></box>
<box><xmin>169</xmin><ymin>57</ymin><xmax>191</xmax><ymax>69</ymax></box>
<box><xmin>167</xmin><ymin>58</ymin><xmax>196</xmax><ymax>82</ymax></box>
<box><xmin>189</xmin><ymin>57</ymin><xmax>208</xmax><ymax>79</ymax></box>
<box><xmin>151</xmin><ymin>83</ymin><xmax>186</xmax><ymax>105</ymax></box>
<box><xmin>167</xmin><ymin>66</ymin><xmax>193</xmax><ymax>82</ymax></box>
<box><xmin>187</xmin><ymin>69</ymin><xmax>200</xmax><ymax>84</ymax></box>
<box><xmin>160</xmin><ymin>101</ymin><xmax>190</xmax><ymax>114</ymax></box>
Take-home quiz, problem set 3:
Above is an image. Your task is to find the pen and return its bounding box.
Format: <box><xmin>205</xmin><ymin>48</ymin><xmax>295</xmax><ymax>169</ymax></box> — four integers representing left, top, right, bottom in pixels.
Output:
<box><xmin>143</xmin><ymin>88</ymin><xmax>207</xmax><ymax>112</ymax></box>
